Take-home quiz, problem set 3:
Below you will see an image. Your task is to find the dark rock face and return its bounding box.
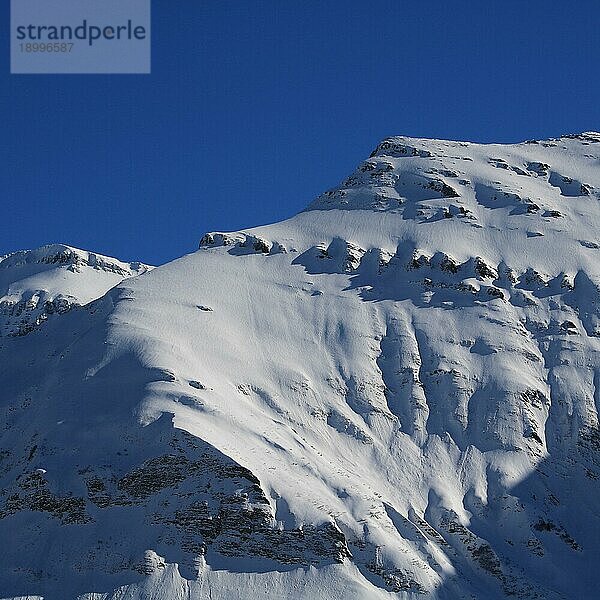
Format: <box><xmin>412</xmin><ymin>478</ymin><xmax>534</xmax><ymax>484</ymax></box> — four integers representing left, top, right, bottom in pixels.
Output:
<box><xmin>1</xmin><ymin>471</ymin><xmax>90</xmax><ymax>524</ymax></box>
<box><xmin>370</xmin><ymin>139</ymin><xmax>433</xmax><ymax>158</ymax></box>
<box><xmin>0</xmin><ymin>295</ymin><xmax>79</xmax><ymax>337</ymax></box>
<box><xmin>108</xmin><ymin>432</ymin><xmax>351</xmax><ymax>567</ymax></box>
<box><xmin>532</xmin><ymin>519</ymin><xmax>580</xmax><ymax>551</ymax></box>
<box><xmin>426</xmin><ymin>179</ymin><xmax>460</xmax><ymax>198</ymax></box>
<box><xmin>366</xmin><ymin>559</ymin><xmax>427</xmax><ymax>594</ymax></box>
<box><xmin>0</xmin><ymin>418</ymin><xmax>350</xmax><ymax>586</ymax></box>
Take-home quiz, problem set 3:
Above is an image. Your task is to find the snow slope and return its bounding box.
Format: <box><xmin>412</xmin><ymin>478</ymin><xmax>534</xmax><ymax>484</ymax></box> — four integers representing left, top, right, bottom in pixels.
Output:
<box><xmin>1</xmin><ymin>133</ymin><xmax>600</xmax><ymax>599</ymax></box>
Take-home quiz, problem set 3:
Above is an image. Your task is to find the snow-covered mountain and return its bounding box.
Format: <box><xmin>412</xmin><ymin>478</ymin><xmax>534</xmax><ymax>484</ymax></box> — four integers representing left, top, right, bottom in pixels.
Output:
<box><xmin>0</xmin><ymin>244</ymin><xmax>152</xmax><ymax>337</ymax></box>
<box><xmin>1</xmin><ymin>133</ymin><xmax>600</xmax><ymax>600</ymax></box>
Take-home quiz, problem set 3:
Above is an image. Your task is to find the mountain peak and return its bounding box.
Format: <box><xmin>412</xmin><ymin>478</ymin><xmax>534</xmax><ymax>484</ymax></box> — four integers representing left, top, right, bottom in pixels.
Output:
<box><xmin>0</xmin><ymin>243</ymin><xmax>151</xmax><ymax>275</ymax></box>
<box><xmin>0</xmin><ymin>243</ymin><xmax>152</xmax><ymax>337</ymax></box>
<box><xmin>305</xmin><ymin>132</ymin><xmax>599</xmax><ymax>215</ymax></box>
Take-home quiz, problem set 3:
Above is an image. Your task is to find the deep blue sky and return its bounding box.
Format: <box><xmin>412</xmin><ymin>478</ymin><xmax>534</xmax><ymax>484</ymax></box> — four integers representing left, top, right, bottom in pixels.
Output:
<box><xmin>3</xmin><ymin>1</ymin><xmax>599</xmax><ymax>265</ymax></box>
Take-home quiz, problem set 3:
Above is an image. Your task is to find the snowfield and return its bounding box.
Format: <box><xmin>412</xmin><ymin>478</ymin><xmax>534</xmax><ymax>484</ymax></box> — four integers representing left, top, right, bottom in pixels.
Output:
<box><xmin>1</xmin><ymin>133</ymin><xmax>600</xmax><ymax>599</ymax></box>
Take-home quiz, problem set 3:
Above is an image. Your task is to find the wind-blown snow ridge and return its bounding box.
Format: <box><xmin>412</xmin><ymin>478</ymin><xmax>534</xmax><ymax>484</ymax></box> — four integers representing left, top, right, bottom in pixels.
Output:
<box><xmin>1</xmin><ymin>134</ymin><xmax>600</xmax><ymax>600</ymax></box>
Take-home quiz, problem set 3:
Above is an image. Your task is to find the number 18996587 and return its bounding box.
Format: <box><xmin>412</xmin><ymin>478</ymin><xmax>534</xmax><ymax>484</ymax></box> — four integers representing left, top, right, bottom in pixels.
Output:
<box><xmin>20</xmin><ymin>43</ymin><xmax>74</xmax><ymax>53</ymax></box>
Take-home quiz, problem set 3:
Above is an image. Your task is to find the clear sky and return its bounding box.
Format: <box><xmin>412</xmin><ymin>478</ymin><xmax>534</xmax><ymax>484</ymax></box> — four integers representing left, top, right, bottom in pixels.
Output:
<box><xmin>2</xmin><ymin>0</ymin><xmax>599</xmax><ymax>265</ymax></box>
